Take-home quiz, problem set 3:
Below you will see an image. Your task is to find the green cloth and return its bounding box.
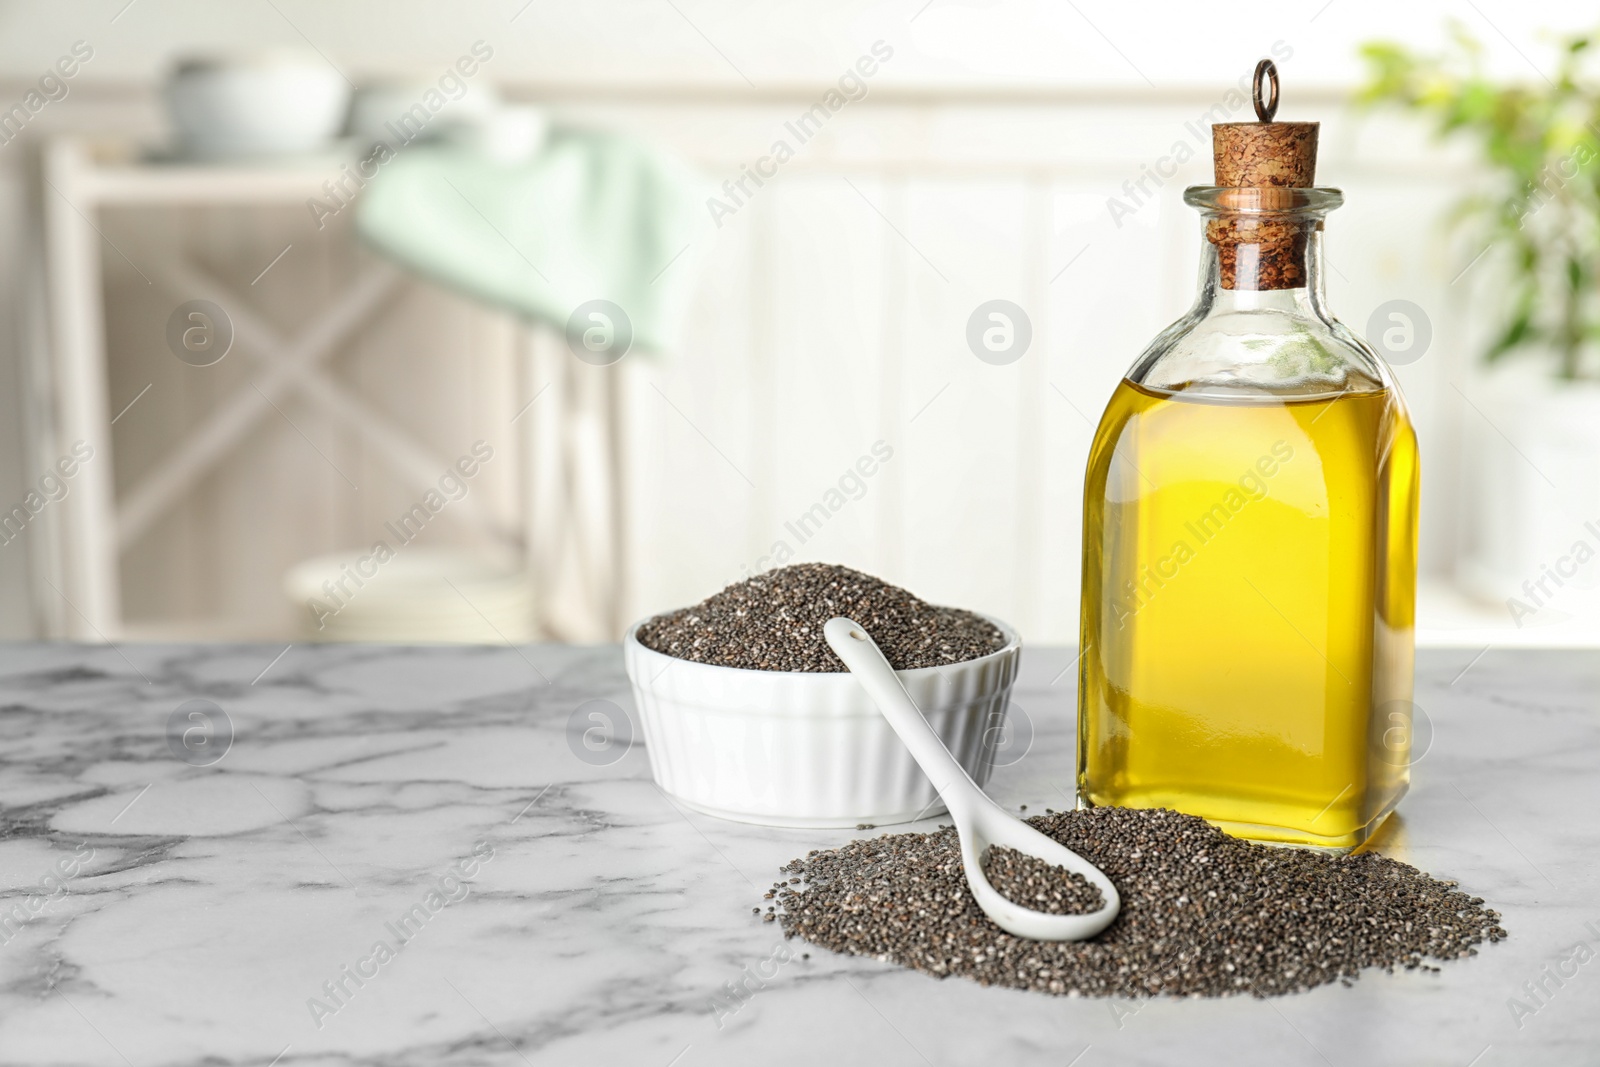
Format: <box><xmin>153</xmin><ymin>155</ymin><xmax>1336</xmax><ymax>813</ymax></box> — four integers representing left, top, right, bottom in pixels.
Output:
<box><xmin>357</xmin><ymin>130</ymin><xmax>705</xmax><ymax>354</ymax></box>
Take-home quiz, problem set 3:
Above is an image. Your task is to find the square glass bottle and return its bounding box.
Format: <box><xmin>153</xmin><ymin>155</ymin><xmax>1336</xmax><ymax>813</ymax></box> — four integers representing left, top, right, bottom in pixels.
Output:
<box><xmin>1076</xmin><ymin>86</ymin><xmax>1420</xmax><ymax>851</ymax></box>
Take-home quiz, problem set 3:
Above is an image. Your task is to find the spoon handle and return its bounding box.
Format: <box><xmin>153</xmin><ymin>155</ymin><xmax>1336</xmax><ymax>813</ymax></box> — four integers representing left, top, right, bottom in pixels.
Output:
<box><xmin>823</xmin><ymin>617</ymin><xmax>984</xmax><ymax>824</ymax></box>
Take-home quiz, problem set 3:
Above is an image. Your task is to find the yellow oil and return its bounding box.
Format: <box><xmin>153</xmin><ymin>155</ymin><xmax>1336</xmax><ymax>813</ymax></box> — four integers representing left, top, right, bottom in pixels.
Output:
<box><xmin>1077</xmin><ymin>377</ymin><xmax>1419</xmax><ymax>850</ymax></box>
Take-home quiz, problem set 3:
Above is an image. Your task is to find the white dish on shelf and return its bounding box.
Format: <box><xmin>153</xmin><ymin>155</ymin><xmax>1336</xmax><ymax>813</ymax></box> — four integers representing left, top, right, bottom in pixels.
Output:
<box><xmin>622</xmin><ymin>615</ymin><xmax>1020</xmax><ymax>828</ymax></box>
<box><xmin>439</xmin><ymin>106</ymin><xmax>550</xmax><ymax>164</ymax></box>
<box><xmin>166</xmin><ymin>51</ymin><xmax>351</xmax><ymax>161</ymax></box>
<box><xmin>347</xmin><ymin>80</ymin><xmax>500</xmax><ymax>148</ymax></box>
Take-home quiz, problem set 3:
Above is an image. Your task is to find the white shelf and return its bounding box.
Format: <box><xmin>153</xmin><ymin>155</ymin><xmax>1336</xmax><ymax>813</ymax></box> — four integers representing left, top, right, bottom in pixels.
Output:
<box><xmin>65</xmin><ymin>141</ymin><xmax>350</xmax><ymax>204</ymax></box>
<box><xmin>38</xmin><ymin>136</ymin><xmax>624</xmax><ymax>643</ymax></box>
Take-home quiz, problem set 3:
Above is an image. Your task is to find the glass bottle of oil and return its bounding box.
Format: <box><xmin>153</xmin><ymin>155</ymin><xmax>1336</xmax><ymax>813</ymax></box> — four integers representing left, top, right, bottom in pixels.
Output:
<box><xmin>1077</xmin><ymin>80</ymin><xmax>1419</xmax><ymax>851</ymax></box>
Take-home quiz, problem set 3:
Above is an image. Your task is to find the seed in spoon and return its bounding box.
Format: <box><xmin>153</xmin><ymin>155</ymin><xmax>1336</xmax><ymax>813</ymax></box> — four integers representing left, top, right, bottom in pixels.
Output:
<box><xmin>982</xmin><ymin>845</ymin><xmax>1105</xmax><ymax>916</ymax></box>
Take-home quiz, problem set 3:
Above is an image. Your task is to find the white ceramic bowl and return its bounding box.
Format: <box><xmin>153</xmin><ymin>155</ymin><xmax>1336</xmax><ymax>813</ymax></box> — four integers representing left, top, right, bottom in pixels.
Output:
<box><xmin>623</xmin><ymin>617</ymin><xmax>1020</xmax><ymax>827</ymax></box>
<box><xmin>347</xmin><ymin>81</ymin><xmax>501</xmax><ymax>147</ymax></box>
<box><xmin>440</xmin><ymin>106</ymin><xmax>551</xmax><ymax>165</ymax></box>
<box><xmin>166</xmin><ymin>52</ymin><xmax>351</xmax><ymax>160</ymax></box>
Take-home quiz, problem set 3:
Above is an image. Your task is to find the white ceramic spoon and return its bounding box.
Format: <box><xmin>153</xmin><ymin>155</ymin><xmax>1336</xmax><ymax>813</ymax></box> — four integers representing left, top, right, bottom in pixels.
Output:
<box><xmin>824</xmin><ymin>616</ymin><xmax>1121</xmax><ymax>941</ymax></box>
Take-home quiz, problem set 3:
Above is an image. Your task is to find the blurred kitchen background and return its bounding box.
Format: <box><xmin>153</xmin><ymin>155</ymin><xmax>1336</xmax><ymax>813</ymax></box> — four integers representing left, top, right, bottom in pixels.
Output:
<box><xmin>1</xmin><ymin>0</ymin><xmax>1598</xmax><ymax>647</ymax></box>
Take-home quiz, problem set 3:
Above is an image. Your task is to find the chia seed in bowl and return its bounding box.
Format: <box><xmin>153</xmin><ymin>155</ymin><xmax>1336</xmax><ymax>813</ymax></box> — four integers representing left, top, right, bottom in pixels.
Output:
<box><xmin>635</xmin><ymin>563</ymin><xmax>1006</xmax><ymax>673</ymax></box>
<box><xmin>624</xmin><ymin>564</ymin><xmax>1019</xmax><ymax>827</ymax></box>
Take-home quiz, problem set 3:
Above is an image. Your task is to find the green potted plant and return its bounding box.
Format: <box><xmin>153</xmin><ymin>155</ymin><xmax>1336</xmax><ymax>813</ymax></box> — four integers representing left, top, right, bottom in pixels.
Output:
<box><xmin>1360</xmin><ymin>26</ymin><xmax>1600</xmax><ymax>624</ymax></box>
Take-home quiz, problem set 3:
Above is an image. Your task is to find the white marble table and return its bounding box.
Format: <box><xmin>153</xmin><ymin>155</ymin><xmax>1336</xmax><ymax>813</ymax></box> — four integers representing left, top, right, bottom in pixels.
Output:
<box><xmin>0</xmin><ymin>642</ymin><xmax>1595</xmax><ymax>1067</ymax></box>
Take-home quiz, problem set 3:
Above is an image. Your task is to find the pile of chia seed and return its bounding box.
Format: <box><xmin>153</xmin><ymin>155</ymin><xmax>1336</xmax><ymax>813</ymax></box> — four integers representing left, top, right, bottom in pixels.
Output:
<box><xmin>981</xmin><ymin>845</ymin><xmax>1105</xmax><ymax>915</ymax></box>
<box><xmin>636</xmin><ymin>563</ymin><xmax>1005</xmax><ymax>672</ymax></box>
<box><xmin>765</xmin><ymin>807</ymin><xmax>1507</xmax><ymax>998</ymax></box>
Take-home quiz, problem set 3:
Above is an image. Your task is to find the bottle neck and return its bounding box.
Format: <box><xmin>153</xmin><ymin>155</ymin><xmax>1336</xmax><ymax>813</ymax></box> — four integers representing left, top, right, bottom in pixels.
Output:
<box><xmin>1182</xmin><ymin>185</ymin><xmax>1342</xmax><ymax>317</ymax></box>
<box><xmin>1194</xmin><ymin>222</ymin><xmax>1331</xmax><ymax>321</ymax></box>
<box><xmin>1126</xmin><ymin>187</ymin><xmax>1386</xmax><ymax>397</ymax></box>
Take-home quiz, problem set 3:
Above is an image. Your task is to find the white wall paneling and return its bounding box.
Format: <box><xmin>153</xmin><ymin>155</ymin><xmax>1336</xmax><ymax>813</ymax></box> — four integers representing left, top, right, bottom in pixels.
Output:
<box><xmin>27</xmin><ymin>89</ymin><xmax>1472</xmax><ymax>644</ymax></box>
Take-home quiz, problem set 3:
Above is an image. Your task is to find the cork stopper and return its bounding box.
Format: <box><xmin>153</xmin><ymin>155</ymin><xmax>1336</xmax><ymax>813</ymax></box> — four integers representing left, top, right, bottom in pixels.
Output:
<box><xmin>1206</xmin><ymin>61</ymin><xmax>1321</xmax><ymax>290</ymax></box>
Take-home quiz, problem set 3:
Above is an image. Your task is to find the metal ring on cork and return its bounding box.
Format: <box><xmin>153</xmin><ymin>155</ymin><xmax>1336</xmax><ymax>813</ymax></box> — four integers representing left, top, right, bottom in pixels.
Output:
<box><xmin>1253</xmin><ymin>59</ymin><xmax>1279</xmax><ymax>123</ymax></box>
<box><xmin>1206</xmin><ymin>57</ymin><xmax>1324</xmax><ymax>290</ymax></box>
<box><xmin>1212</xmin><ymin>58</ymin><xmax>1317</xmax><ymax>192</ymax></box>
